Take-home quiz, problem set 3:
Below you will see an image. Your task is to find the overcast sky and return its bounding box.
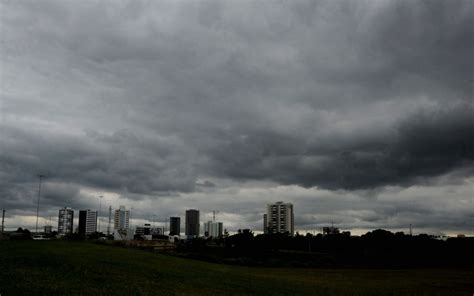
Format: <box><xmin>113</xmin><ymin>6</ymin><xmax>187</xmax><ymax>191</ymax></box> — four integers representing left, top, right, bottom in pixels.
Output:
<box><xmin>1</xmin><ymin>0</ymin><xmax>473</xmax><ymax>235</ymax></box>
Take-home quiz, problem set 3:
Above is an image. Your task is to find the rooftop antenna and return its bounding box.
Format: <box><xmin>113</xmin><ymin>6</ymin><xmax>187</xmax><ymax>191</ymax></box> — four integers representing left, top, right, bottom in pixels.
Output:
<box><xmin>35</xmin><ymin>174</ymin><xmax>45</xmax><ymax>234</ymax></box>
<box><xmin>212</xmin><ymin>210</ymin><xmax>220</xmax><ymax>222</ymax></box>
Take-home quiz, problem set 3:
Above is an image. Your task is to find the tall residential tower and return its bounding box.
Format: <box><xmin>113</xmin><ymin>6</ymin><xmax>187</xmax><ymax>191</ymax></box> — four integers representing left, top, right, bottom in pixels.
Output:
<box><xmin>264</xmin><ymin>202</ymin><xmax>294</xmax><ymax>236</ymax></box>
<box><xmin>114</xmin><ymin>206</ymin><xmax>130</xmax><ymax>230</ymax></box>
<box><xmin>169</xmin><ymin>217</ymin><xmax>181</xmax><ymax>236</ymax></box>
<box><xmin>78</xmin><ymin>209</ymin><xmax>98</xmax><ymax>236</ymax></box>
<box><xmin>185</xmin><ymin>209</ymin><xmax>199</xmax><ymax>239</ymax></box>
<box><xmin>58</xmin><ymin>207</ymin><xmax>74</xmax><ymax>235</ymax></box>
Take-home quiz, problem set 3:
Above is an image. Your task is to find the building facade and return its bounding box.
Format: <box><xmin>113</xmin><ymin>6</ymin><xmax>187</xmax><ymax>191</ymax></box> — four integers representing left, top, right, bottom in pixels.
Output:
<box><xmin>169</xmin><ymin>217</ymin><xmax>180</xmax><ymax>236</ymax></box>
<box><xmin>204</xmin><ymin>221</ymin><xmax>223</xmax><ymax>238</ymax></box>
<box><xmin>58</xmin><ymin>207</ymin><xmax>74</xmax><ymax>235</ymax></box>
<box><xmin>78</xmin><ymin>210</ymin><xmax>98</xmax><ymax>236</ymax></box>
<box><xmin>135</xmin><ymin>223</ymin><xmax>152</xmax><ymax>236</ymax></box>
<box><xmin>185</xmin><ymin>209</ymin><xmax>199</xmax><ymax>238</ymax></box>
<box><xmin>114</xmin><ymin>206</ymin><xmax>130</xmax><ymax>230</ymax></box>
<box><xmin>264</xmin><ymin>202</ymin><xmax>294</xmax><ymax>236</ymax></box>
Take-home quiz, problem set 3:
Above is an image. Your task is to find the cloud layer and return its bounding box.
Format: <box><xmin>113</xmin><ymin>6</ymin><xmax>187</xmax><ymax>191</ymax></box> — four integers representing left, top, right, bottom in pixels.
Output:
<box><xmin>1</xmin><ymin>0</ymin><xmax>473</xmax><ymax>234</ymax></box>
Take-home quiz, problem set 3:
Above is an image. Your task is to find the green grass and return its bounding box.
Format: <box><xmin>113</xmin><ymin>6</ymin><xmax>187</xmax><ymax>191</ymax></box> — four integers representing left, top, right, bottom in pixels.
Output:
<box><xmin>0</xmin><ymin>241</ymin><xmax>473</xmax><ymax>295</ymax></box>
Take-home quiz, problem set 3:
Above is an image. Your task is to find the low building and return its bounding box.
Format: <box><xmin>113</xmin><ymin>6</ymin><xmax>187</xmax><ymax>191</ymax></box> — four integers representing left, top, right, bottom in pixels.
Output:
<box><xmin>151</xmin><ymin>227</ymin><xmax>165</xmax><ymax>236</ymax></box>
<box><xmin>323</xmin><ymin>226</ymin><xmax>340</xmax><ymax>235</ymax></box>
<box><xmin>135</xmin><ymin>224</ymin><xmax>152</xmax><ymax>236</ymax></box>
<box><xmin>135</xmin><ymin>224</ymin><xmax>166</xmax><ymax>240</ymax></box>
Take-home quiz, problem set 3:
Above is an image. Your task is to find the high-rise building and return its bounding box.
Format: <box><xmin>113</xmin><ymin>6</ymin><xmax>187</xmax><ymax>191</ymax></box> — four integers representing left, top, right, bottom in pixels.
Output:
<box><xmin>204</xmin><ymin>221</ymin><xmax>223</xmax><ymax>238</ymax></box>
<box><xmin>263</xmin><ymin>214</ymin><xmax>268</xmax><ymax>234</ymax></box>
<box><xmin>58</xmin><ymin>207</ymin><xmax>74</xmax><ymax>235</ymax></box>
<box><xmin>114</xmin><ymin>206</ymin><xmax>130</xmax><ymax>230</ymax></box>
<box><xmin>185</xmin><ymin>209</ymin><xmax>199</xmax><ymax>238</ymax></box>
<box><xmin>265</xmin><ymin>202</ymin><xmax>294</xmax><ymax>236</ymax></box>
<box><xmin>78</xmin><ymin>209</ymin><xmax>98</xmax><ymax>236</ymax></box>
<box><xmin>169</xmin><ymin>217</ymin><xmax>180</xmax><ymax>236</ymax></box>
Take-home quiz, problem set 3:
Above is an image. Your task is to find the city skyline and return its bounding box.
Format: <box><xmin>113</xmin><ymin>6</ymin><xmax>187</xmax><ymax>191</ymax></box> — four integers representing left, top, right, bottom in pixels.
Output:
<box><xmin>1</xmin><ymin>201</ymin><xmax>467</xmax><ymax>237</ymax></box>
<box><xmin>1</xmin><ymin>0</ymin><xmax>473</xmax><ymax>236</ymax></box>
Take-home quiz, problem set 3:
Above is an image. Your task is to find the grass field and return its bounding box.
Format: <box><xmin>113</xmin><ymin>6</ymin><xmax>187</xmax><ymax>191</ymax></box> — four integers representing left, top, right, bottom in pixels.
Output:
<box><xmin>0</xmin><ymin>241</ymin><xmax>473</xmax><ymax>295</ymax></box>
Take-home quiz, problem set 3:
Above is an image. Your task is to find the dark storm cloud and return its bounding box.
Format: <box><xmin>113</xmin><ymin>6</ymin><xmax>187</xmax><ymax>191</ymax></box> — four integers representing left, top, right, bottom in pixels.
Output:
<box><xmin>0</xmin><ymin>125</ymin><xmax>196</xmax><ymax>195</ymax></box>
<box><xmin>204</xmin><ymin>102</ymin><xmax>473</xmax><ymax>189</ymax></box>
<box><xmin>1</xmin><ymin>0</ymin><xmax>473</xmax><ymax>232</ymax></box>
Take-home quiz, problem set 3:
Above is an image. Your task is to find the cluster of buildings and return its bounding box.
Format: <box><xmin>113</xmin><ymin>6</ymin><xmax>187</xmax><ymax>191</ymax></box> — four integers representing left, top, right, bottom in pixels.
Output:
<box><xmin>55</xmin><ymin>207</ymin><xmax>227</xmax><ymax>240</ymax></box>
<box><xmin>52</xmin><ymin>201</ymin><xmax>295</xmax><ymax>240</ymax></box>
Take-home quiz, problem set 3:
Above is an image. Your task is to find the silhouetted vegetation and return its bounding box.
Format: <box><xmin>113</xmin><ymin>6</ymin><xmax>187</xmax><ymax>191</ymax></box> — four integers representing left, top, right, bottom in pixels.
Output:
<box><xmin>174</xmin><ymin>229</ymin><xmax>474</xmax><ymax>268</ymax></box>
<box><xmin>8</xmin><ymin>227</ymin><xmax>32</xmax><ymax>240</ymax></box>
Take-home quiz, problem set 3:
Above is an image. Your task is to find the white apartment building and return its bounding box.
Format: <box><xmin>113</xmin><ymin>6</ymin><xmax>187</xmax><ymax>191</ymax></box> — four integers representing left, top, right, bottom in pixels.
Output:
<box><xmin>264</xmin><ymin>202</ymin><xmax>294</xmax><ymax>236</ymax></box>
<box><xmin>114</xmin><ymin>206</ymin><xmax>130</xmax><ymax>230</ymax></box>
<box><xmin>58</xmin><ymin>207</ymin><xmax>74</xmax><ymax>235</ymax></box>
<box><xmin>204</xmin><ymin>221</ymin><xmax>223</xmax><ymax>238</ymax></box>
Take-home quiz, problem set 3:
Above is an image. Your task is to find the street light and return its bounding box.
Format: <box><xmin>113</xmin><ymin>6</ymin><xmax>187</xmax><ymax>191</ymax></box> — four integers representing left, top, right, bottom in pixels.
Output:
<box><xmin>98</xmin><ymin>196</ymin><xmax>103</xmax><ymax>233</ymax></box>
<box><xmin>35</xmin><ymin>174</ymin><xmax>45</xmax><ymax>234</ymax></box>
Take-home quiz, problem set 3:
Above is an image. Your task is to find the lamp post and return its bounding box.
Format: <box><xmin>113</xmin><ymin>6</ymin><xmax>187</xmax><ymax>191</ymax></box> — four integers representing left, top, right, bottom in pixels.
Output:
<box><xmin>98</xmin><ymin>196</ymin><xmax>103</xmax><ymax>233</ymax></box>
<box><xmin>35</xmin><ymin>174</ymin><xmax>45</xmax><ymax>234</ymax></box>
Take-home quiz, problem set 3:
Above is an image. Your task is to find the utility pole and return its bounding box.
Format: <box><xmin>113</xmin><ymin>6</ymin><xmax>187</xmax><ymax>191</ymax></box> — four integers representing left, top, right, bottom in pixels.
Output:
<box><xmin>107</xmin><ymin>206</ymin><xmax>112</xmax><ymax>236</ymax></box>
<box><xmin>1</xmin><ymin>209</ymin><xmax>5</xmax><ymax>234</ymax></box>
<box><xmin>98</xmin><ymin>196</ymin><xmax>103</xmax><ymax>233</ymax></box>
<box><xmin>35</xmin><ymin>174</ymin><xmax>45</xmax><ymax>234</ymax></box>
